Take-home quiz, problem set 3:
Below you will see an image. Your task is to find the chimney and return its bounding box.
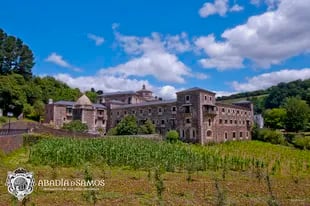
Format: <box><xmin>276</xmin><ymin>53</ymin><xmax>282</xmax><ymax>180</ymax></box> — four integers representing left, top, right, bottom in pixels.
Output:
<box><xmin>48</xmin><ymin>99</ymin><xmax>53</xmax><ymax>104</ymax></box>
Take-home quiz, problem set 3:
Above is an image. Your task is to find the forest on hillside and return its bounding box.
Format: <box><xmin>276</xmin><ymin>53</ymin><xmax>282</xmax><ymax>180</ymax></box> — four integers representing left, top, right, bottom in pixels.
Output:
<box><xmin>217</xmin><ymin>79</ymin><xmax>310</xmax><ymax>114</ymax></box>
<box><xmin>0</xmin><ymin>29</ymin><xmax>98</xmax><ymax>120</ymax></box>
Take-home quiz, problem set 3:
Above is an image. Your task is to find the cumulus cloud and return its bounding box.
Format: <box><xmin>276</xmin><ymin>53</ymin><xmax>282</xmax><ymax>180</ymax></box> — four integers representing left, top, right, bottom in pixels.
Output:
<box><xmin>87</xmin><ymin>33</ymin><xmax>105</xmax><ymax>46</ymax></box>
<box><xmin>250</xmin><ymin>0</ymin><xmax>280</xmax><ymax>10</ymax></box>
<box><xmin>53</xmin><ymin>73</ymin><xmax>182</xmax><ymax>100</ymax></box>
<box><xmin>230</xmin><ymin>4</ymin><xmax>244</xmax><ymax>12</ymax></box>
<box><xmin>45</xmin><ymin>53</ymin><xmax>82</xmax><ymax>72</ymax></box>
<box><xmin>199</xmin><ymin>0</ymin><xmax>243</xmax><ymax>18</ymax></box>
<box><xmin>102</xmin><ymin>30</ymin><xmax>204</xmax><ymax>83</ymax></box>
<box><xmin>195</xmin><ymin>0</ymin><xmax>310</xmax><ymax>70</ymax></box>
<box><xmin>231</xmin><ymin>68</ymin><xmax>310</xmax><ymax>92</ymax></box>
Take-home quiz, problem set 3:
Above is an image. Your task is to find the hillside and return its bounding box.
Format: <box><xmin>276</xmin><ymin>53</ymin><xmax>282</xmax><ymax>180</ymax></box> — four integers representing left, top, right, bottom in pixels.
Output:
<box><xmin>217</xmin><ymin>79</ymin><xmax>310</xmax><ymax>113</ymax></box>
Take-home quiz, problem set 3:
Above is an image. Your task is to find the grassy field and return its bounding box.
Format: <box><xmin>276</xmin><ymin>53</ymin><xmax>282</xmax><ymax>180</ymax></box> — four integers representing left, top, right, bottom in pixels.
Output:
<box><xmin>0</xmin><ymin>137</ymin><xmax>309</xmax><ymax>205</ymax></box>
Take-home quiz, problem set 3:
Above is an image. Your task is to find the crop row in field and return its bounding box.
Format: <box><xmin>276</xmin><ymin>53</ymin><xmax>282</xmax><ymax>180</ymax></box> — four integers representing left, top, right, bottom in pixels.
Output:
<box><xmin>29</xmin><ymin>137</ymin><xmax>310</xmax><ymax>176</ymax></box>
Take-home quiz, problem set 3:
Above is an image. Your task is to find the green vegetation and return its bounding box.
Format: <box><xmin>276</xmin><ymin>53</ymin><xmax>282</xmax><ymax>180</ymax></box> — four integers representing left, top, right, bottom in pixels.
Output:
<box><xmin>29</xmin><ymin>137</ymin><xmax>310</xmax><ymax>176</ymax></box>
<box><xmin>111</xmin><ymin>115</ymin><xmax>156</xmax><ymax>135</ymax></box>
<box><xmin>0</xmin><ymin>29</ymin><xmax>34</xmax><ymax>79</ymax></box>
<box><xmin>62</xmin><ymin>120</ymin><xmax>88</xmax><ymax>132</ymax></box>
<box><xmin>217</xmin><ymin>79</ymin><xmax>310</xmax><ymax>115</ymax></box>
<box><xmin>166</xmin><ymin>130</ymin><xmax>179</xmax><ymax>143</ymax></box>
<box><xmin>0</xmin><ymin>28</ymin><xmax>101</xmax><ymax>121</ymax></box>
<box><xmin>264</xmin><ymin>108</ymin><xmax>286</xmax><ymax>129</ymax></box>
<box><xmin>0</xmin><ymin>135</ymin><xmax>309</xmax><ymax>205</ymax></box>
<box><xmin>293</xmin><ymin>136</ymin><xmax>310</xmax><ymax>150</ymax></box>
<box><xmin>253</xmin><ymin>128</ymin><xmax>285</xmax><ymax>145</ymax></box>
<box><xmin>283</xmin><ymin>97</ymin><xmax>310</xmax><ymax>132</ymax></box>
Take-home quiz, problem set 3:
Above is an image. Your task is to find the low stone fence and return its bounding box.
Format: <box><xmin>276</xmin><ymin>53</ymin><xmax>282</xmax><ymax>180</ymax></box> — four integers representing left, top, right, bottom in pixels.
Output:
<box><xmin>0</xmin><ymin>135</ymin><xmax>23</xmax><ymax>154</ymax></box>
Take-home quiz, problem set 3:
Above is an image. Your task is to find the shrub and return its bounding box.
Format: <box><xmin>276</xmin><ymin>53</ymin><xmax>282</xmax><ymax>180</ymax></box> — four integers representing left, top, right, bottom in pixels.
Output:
<box><xmin>166</xmin><ymin>130</ymin><xmax>179</xmax><ymax>143</ymax></box>
<box><xmin>293</xmin><ymin>136</ymin><xmax>310</xmax><ymax>150</ymax></box>
<box><xmin>62</xmin><ymin>120</ymin><xmax>88</xmax><ymax>132</ymax></box>
<box><xmin>257</xmin><ymin>128</ymin><xmax>285</xmax><ymax>145</ymax></box>
<box><xmin>107</xmin><ymin>127</ymin><xmax>117</xmax><ymax>136</ymax></box>
<box><xmin>23</xmin><ymin>133</ymin><xmax>53</xmax><ymax>146</ymax></box>
<box><xmin>0</xmin><ymin>116</ymin><xmax>7</xmax><ymax>124</ymax></box>
<box><xmin>115</xmin><ymin>115</ymin><xmax>138</xmax><ymax>135</ymax></box>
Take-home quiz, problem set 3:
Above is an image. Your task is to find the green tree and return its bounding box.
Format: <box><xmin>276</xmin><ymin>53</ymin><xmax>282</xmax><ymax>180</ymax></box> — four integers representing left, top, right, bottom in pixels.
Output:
<box><xmin>166</xmin><ymin>130</ymin><xmax>179</xmax><ymax>143</ymax></box>
<box><xmin>283</xmin><ymin>97</ymin><xmax>310</xmax><ymax>132</ymax></box>
<box><xmin>0</xmin><ymin>29</ymin><xmax>34</xmax><ymax>78</ymax></box>
<box><xmin>62</xmin><ymin>120</ymin><xmax>88</xmax><ymax>132</ymax></box>
<box><xmin>85</xmin><ymin>90</ymin><xmax>97</xmax><ymax>103</ymax></box>
<box><xmin>263</xmin><ymin>108</ymin><xmax>286</xmax><ymax>129</ymax></box>
<box><xmin>144</xmin><ymin>119</ymin><xmax>156</xmax><ymax>134</ymax></box>
<box><xmin>116</xmin><ymin>115</ymin><xmax>138</xmax><ymax>135</ymax></box>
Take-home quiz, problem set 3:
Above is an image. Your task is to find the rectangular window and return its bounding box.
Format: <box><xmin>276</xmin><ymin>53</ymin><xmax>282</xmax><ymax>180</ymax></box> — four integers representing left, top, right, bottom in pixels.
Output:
<box><xmin>234</xmin><ymin>120</ymin><xmax>237</xmax><ymax>124</ymax></box>
<box><xmin>161</xmin><ymin>120</ymin><xmax>165</xmax><ymax>125</ymax></box>
<box><xmin>205</xmin><ymin>95</ymin><xmax>207</xmax><ymax>100</ymax></box>
<box><xmin>219</xmin><ymin>119</ymin><xmax>223</xmax><ymax>124</ymax></box>
<box><xmin>186</xmin><ymin>118</ymin><xmax>191</xmax><ymax>124</ymax></box>
<box><xmin>172</xmin><ymin>106</ymin><xmax>176</xmax><ymax>112</ymax></box>
<box><xmin>184</xmin><ymin>106</ymin><xmax>190</xmax><ymax>113</ymax></box>
<box><xmin>224</xmin><ymin>119</ymin><xmax>228</xmax><ymax>124</ymax></box>
<box><xmin>222</xmin><ymin>108</ymin><xmax>225</xmax><ymax>112</ymax></box>
<box><xmin>149</xmin><ymin>108</ymin><xmax>152</xmax><ymax>113</ymax></box>
<box><xmin>233</xmin><ymin>132</ymin><xmax>236</xmax><ymax>138</ymax></box>
<box><xmin>240</xmin><ymin>132</ymin><xmax>243</xmax><ymax>137</ymax></box>
<box><xmin>230</xmin><ymin>120</ymin><xmax>233</xmax><ymax>124</ymax></box>
<box><xmin>185</xmin><ymin>95</ymin><xmax>190</xmax><ymax>102</ymax></box>
<box><xmin>158</xmin><ymin>108</ymin><xmax>162</xmax><ymax>113</ymax></box>
<box><xmin>140</xmin><ymin>109</ymin><xmax>143</xmax><ymax>114</ymax></box>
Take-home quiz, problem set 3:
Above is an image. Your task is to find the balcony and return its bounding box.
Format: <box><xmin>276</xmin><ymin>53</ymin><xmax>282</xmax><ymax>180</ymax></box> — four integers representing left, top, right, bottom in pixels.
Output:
<box><xmin>203</xmin><ymin>105</ymin><xmax>217</xmax><ymax>116</ymax></box>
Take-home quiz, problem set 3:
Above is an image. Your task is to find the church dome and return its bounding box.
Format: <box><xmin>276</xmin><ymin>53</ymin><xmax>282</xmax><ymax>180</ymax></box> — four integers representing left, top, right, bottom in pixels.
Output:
<box><xmin>75</xmin><ymin>94</ymin><xmax>92</xmax><ymax>106</ymax></box>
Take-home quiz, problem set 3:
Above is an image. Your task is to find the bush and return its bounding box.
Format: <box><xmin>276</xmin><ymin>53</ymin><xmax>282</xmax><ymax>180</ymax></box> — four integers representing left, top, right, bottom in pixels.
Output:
<box><xmin>293</xmin><ymin>136</ymin><xmax>310</xmax><ymax>150</ymax></box>
<box><xmin>0</xmin><ymin>116</ymin><xmax>7</xmax><ymax>124</ymax></box>
<box><xmin>115</xmin><ymin>115</ymin><xmax>138</xmax><ymax>135</ymax></box>
<box><xmin>62</xmin><ymin>120</ymin><xmax>88</xmax><ymax>132</ymax></box>
<box><xmin>256</xmin><ymin>128</ymin><xmax>285</xmax><ymax>145</ymax></box>
<box><xmin>107</xmin><ymin>127</ymin><xmax>117</xmax><ymax>136</ymax></box>
<box><xmin>23</xmin><ymin>133</ymin><xmax>53</xmax><ymax>146</ymax></box>
<box><xmin>166</xmin><ymin>130</ymin><xmax>179</xmax><ymax>143</ymax></box>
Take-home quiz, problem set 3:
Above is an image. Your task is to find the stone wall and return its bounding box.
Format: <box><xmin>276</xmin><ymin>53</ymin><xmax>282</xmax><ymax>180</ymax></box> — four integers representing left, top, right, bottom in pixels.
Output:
<box><xmin>0</xmin><ymin>135</ymin><xmax>23</xmax><ymax>154</ymax></box>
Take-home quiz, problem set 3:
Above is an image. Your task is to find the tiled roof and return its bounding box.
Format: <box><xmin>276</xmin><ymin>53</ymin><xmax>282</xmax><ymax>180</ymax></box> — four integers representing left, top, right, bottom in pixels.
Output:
<box><xmin>114</xmin><ymin>99</ymin><xmax>176</xmax><ymax>109</ymax></box>
<box><xmin>233</xmin><ymin>100</ymin><xmax>251</xmax><ymax>104</ymax></box>
<box><xmin>93</xmin><ymin>104</ymin><xmax>106</xmax><ymax>109</ymax></box>
<box><xmin>99</xmin><ymin>91</ymin><xmax>136</xmax><ymax>97</ymax></box>
<box><xmin>215</xmin><ymin>102</ymin><xmax>251</xmax><ymax>110</ymax></box>
<box><xmin>54</xmin><ymin>101</ymin><xmax>75</xmax><ymax>106</ymax></box>
<box><xmin>54</xmin><ymin>101</ymin><xmax>106</xmax><ymax>109</ymax></box>
<box><xmin>177</xmin><ymin>87</ymin><xmax>216</xmax><ymax>94</ymax></box>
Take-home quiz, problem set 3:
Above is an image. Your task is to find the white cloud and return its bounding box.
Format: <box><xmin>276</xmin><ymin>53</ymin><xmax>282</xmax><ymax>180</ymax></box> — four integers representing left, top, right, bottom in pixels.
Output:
<box><xmin>230</xmin><ymin>4</ymin><xmax>243</xmax><ymax>12</ymax></box>
<box><xmin>250</xmin><ymin>0</ymin><xmax>280</xmax><ymax>10</ymax></box>
<box><xmin>231</xmin><ymin>68</ymin><xmax>310</xmax><ymax>92</ymax></box>
<box><xmin>214</xmin><ymin>90</ymin><xmax>237</xmax><ymax>97</ymax></box>
<box><xmin>87</xmin><ymin>33</ymin><xmax>105</xmax><ymax>46</ymax></box>
<box><xmin>195</xmin><ymin>0</ymin><xmax>310</xmax><ymax>70</ymax></box>
<box><xmin>53</xmin><ymin>73</ymin><xmax>181</xmax><ymax>100</ymax></box>
<box><xmin>104</xmin><ymin>30</ymin><xmax>204</xmax><ymax>83</ymax></box>
<box><xmin>199</xmin><ymin>0</ymin><xmax>243</xmax><ymax>18</ymax></box>
<box><xmin>195</xmin><ymin>34</ymin><xmax>244</xmax><ymax>69</ymax></box>
<box><xmin>199</xmin><ymin>0</ymin><xmax>229</xmax><ymax>17</ymax></box>
<box><xmin>45</xmin><ymin>53</ymin><xmax>81</xmax><ymax>72</ymax></box>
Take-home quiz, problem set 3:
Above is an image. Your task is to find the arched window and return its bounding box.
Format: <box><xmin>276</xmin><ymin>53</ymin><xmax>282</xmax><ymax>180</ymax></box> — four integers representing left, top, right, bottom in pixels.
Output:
<box><xmin>207</xmin><ymin>130</ymin><xmax>212</xmax><ymax>137</ymax></box>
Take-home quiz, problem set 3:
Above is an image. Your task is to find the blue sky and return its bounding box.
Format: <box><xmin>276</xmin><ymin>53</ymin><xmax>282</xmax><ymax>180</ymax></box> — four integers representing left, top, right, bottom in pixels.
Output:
<box><xmin>0</xmin><ymin>0</ymin><xmax>309</xmax><ymax>99</ymax></box>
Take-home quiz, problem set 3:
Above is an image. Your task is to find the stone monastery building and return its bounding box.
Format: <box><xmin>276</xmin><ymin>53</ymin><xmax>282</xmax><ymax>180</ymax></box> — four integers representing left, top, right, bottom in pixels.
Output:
<box><xmin>45</xmin><ymin>85</ymin><xmax>254</xmax><ymax>144</ymax></box>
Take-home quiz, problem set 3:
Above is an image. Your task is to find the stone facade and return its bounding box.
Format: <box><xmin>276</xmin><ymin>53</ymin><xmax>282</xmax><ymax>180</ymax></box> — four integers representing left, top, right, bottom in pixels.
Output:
<box><xmin>44</xmin><ymin>95</ymin><xmax>107</xmax><ymax>134</ymax></box>
<box><xmin>45</xmin><ymin>86</ymin><xmax>254</xmax><ymax>144</ymax></box>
